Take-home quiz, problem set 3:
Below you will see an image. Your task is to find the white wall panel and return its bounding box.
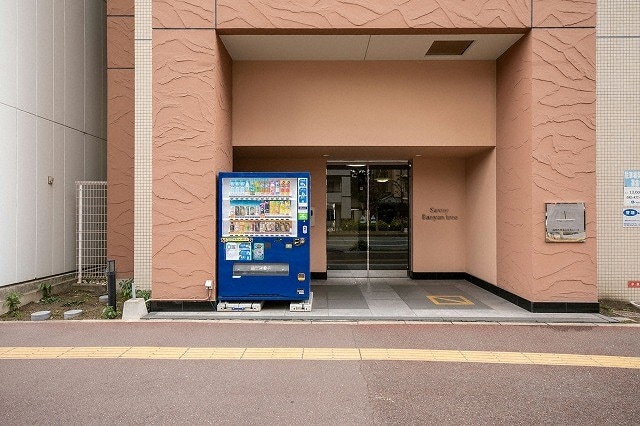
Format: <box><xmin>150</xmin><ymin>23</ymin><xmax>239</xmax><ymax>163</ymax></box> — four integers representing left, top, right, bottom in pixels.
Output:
<box><xmin>37</xmin><ymin>0</ymin><xmax>54</xmax><ymax>121</ymax></box>
<box><xmin>36</xmin><ymin>118</ymin><xmax>54</xmax><ymax>277</ymax></box>
<box><xmin>100</xmin><ymin>138</ymin><xmax>107</xmax><ymax>180</ymax></box>
<box><xmin>64</xmin><ymin>128</ymin><xmax>85</xmax><ymax>270</ymax></box>
<box><xmin>84</xmin><ymin>135</ymin><xmax>102</xmax><ymax>182</ymax></box>
<box><xmin>53</xmin><ymin>0</ymin><xmax>65</xmax><ymax>124</ymax></box>
<box><xmin>0</xmin><ymin>105</ymin><xmax>18</xmax><ymax>286</ymax></box>
<box><xmin>0</xmin><ymin>0</ymin><xmax>105</xmax><ymax>286</ymax></box>
<box><xmin>84</xmin><ymin>0</ymin><xmax>103</xmax><ymax>138</ymax></box>
<box><xmin>64</xmin><ymin>0</ymin><xmax>85</xmax><ymax>131</ymax></box>
<box><xmin>17</xmin><ymin>0</ymin><xmax>37</xmax><ymax>114</ymax></box>
<box><xmin>0</xmin><ymin>0</ymin><xmax>17</xmax><ymax>107</ymax></box>
<box><xmin>101</xmin><ymin>3</ymin><xmax>107</xmax><ymax>140</ymax></box>
<box><xmin>52</xmin><ymin>123</ymin><xmax>66</xmax><ymax>273</ymax></box>
<box><xmin>16</xmin><ymin>111</ymin><xmax>37</xmax><ymax>281</ymax></box>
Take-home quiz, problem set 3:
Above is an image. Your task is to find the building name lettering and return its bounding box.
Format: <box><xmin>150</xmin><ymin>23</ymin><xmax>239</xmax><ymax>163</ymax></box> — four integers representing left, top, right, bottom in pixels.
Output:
<box><xmin>422</xmin><ymin>208</ymin><xmax>458</xmax><ymax>221</ymax></box>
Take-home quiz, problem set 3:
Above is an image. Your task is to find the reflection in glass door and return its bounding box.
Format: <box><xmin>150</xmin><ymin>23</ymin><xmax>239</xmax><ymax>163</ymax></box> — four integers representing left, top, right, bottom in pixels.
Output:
<box><xmin>326</xmin><ymin>163</ymin><xmax>410</xmax><ymax>276</ymax></box>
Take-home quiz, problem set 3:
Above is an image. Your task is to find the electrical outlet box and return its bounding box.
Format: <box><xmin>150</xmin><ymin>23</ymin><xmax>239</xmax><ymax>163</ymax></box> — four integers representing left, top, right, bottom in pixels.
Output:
<box><xmin>205</xmin><ymin>280</ymin><xmax>213</xmax><ymax>289</ymax></box>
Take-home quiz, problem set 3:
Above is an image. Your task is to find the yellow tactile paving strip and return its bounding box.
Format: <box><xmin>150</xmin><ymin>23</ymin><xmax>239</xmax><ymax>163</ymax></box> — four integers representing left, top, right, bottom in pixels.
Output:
<box><xmin>1</xmin><ymin>346</ymin><xmax>639</xmax><ymax>369</ymax></box>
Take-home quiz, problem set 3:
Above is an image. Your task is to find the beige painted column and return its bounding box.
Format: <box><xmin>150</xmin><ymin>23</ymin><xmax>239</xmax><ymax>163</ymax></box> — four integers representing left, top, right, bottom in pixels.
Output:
<box><xmin>152</xmin><ymin>3</ymin><xmax>232</xmax><ymax>300</ymax></box>
<box><xmin>496</xmin><ymin>1</ymin><xmax>596</xmax><ymax>304</ymax></box>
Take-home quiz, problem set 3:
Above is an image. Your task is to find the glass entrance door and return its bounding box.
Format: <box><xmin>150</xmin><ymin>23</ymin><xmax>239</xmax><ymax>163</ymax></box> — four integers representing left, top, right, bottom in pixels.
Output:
<box><xmin>326</xmin><ymin>163</ymin><xmax>409</xmax><ymax>276</ymax></box>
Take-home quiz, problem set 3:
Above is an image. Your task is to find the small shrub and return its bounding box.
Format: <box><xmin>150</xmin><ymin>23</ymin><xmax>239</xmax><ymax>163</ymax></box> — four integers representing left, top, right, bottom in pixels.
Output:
<box><xmin>102</xmin><ymin>306</ymin><xmax>118</xmax><ymax>319</ymax></box>
<box><xmin>119</xmin><ymin>278</ymin><xmax>133</xmax><ymax>300</ymax></box>
<box><xmin>4</xmin><ymin>292</ymin><xmax>22</xmax><ymax>317</ymax></box>
<box><xmin>62</xmin><ymin>300</ymin><xmax>83</xmax><ymax>307</ymax></box>
<box><xmin>39</xmin><ymin>283</ymin><xmax>59</xmax><ymax>304</ymax></box>
<box><xmin>136</xmin><ymin>290</ymin><xmax>151</xmax><ymax>301</ymax></box>
<box><xmin>39</xmin><ymin>283</ymin><xmax>51</xmax><ymax>298</ymax></box>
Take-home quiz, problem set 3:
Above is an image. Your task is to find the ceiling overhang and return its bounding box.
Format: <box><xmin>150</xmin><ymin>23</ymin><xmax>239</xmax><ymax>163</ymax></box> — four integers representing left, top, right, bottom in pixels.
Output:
<box><xmin>234</xmin><ymin>146</ymin><xmax>494</xmax><ymax>161</ymax></box>
<box><xmin>220</xmin><ymin>33</ymin><xmax>524</xmax><ymax>61</ymax></box>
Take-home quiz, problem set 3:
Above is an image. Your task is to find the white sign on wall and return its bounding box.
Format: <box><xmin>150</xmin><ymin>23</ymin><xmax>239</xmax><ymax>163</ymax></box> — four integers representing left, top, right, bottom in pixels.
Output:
<box><xmin>623</xmin><ymin>171</ymin><xmax>640</xmax><ymax>227</ymax></box>
<box><xmin>624</xmin><ymin>170</ymin><xmax>640</xmax><ymax>207</ymax></box>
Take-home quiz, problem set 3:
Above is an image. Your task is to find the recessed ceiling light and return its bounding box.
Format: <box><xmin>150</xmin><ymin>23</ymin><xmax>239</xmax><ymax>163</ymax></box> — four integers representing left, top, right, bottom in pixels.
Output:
<box><xmin>322</xmin><ymin>154</ymin><xmax>330</xmax><ymax>157</ymax></box>
<box><xmin>347</xmin><ymin>164</ymin><xmax>365</xmax><ymax>167</ymax></box>
<box><xmin>415</xmin><ymin>154</ymin><xmax>422</xmax><ymax>157</ymax></box>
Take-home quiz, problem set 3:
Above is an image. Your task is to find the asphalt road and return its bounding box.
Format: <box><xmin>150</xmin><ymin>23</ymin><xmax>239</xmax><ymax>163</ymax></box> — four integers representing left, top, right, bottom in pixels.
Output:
<box><xmin>1</xmin><ymin>322</ymin><xmax>639</xmax><ymax>425</ymax></box>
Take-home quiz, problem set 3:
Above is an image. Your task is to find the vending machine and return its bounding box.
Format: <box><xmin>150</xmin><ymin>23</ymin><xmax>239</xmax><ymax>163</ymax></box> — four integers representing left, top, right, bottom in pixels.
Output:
<box><xmin>217</xmin><ymin>172</ymin><xmax>311</xmax><ymax>301</ymax></box>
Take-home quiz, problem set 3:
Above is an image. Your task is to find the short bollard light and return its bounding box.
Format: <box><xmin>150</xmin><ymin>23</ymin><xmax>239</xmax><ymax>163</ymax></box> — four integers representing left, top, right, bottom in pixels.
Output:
<box><xmin>106</xmin><ymin>260</ymin><xmax>116</xmax><ymax>311</ymax></box>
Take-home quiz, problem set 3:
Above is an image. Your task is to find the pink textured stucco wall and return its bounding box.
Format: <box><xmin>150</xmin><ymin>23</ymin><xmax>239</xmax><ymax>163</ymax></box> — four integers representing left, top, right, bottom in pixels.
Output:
<box><xmin>152</xmin><ymin>31</ymin><xmax>232</xmax><ymax>300</ymax></box>
<box><xmin>532</xmin><ymin>0</ymin><xmax>596</xmax><ymax>28</ymax></box>
<box><xmin>496</xmin><ymin>34</ymin><xmax>534</xmax><ymax>300</ymax></box>
<box><xmin>233</xmin><ymin>157</ymin><xmax>327</xmax><ymax>273</ymax></box>
<box><xmin>465</xmin><ymin>150</ymin><xmax>497</xmax><ymax>283</ymax></box>
<box><xmin>496</xmin><ymin>29</ymin><xmax>596</xmax><ymax>303</ymax></box>
<box><xmin>106</xmin><ymin>5</ymin><xmax>134</xmax><ymax>279</ymax></box>
<box><xmin>233</xmin><ymin>61</ymin><xmax>496</xmax><ymax>149</ymax></box>
<box><xmin>107</xmin><ymin>70</ymin><xmax>135</xmax><ymax>278</ymax></box>
<box><xmin>530</xmin><ymin>29</ymin><xmax>596</xmax><ymax>302</ymax></box>
<box><xmin>411</xmin><ymin>157</ymin><xmax>466</xmax><ymax>273</ymax></box>
<box><xmin>107</xmin><ymin>0</ymin><xmax>133</xmax><ymax>16</ymax></box>
<box><xmin>153</xmin><ymin>0</ymin><xmax>215</xmax><ymax>28</ymax></box>
<box><xmin>107</xmin><ymin>17</ymin><xmax>134</xmax><ymax>69</ymax></box>
<box><xmin>217</xmin><ymin>0</ymin><xmax>529</xmax><ymax>31</ymax></box>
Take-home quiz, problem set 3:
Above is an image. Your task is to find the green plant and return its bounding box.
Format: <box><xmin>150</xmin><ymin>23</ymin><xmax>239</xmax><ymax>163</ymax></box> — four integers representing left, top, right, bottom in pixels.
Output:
<box><xmin>102</xmin><ymin>306</ymin><xmax>118</xmax><ymax>319</ymax></box>
<box><xmin>136</xmin><ymin>289</ymin><xmax>151</xmax><ymax>301</ymax></box>
<box><xmin>62</xmin><ymin>300</ymin><xmax>84</xmax><ymax>307</ymax></box>
<box><xmin>119</xmin><ymin>278</ymin><xmax>134</xmax><ymax>300</ymax></box>
<box><xmin>39</xmin><ymin>283</ymin><xmax>59</xmax><ymax>304</ymax></box>
<box><xmin>39</xmin><ymin>283</ymin><xmax>51</xmax><ymax>298</ymax></box>
<box><xmin>4</xmin><ymin>292</ymin><xmax>22</xmax><ymax>317</ymax></box>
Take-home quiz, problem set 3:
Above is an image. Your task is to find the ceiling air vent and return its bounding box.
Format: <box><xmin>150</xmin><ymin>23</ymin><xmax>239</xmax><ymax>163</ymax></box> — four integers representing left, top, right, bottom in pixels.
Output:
<box><xmin>426</xmin><ymin>40</ymin><xmax>474</xmax><ymax>56</ymax></box>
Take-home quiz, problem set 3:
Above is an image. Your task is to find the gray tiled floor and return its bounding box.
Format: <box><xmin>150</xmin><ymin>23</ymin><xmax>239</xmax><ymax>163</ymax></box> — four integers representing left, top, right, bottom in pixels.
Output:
<box><xmin>144</xmin><ymin>278</ymin><xmax>615</xmax><ymax>323</ymax></box>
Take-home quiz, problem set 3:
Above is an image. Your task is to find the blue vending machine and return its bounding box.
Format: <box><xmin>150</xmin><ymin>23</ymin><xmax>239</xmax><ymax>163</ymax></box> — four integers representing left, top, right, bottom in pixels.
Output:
<box><xmin>217</xmin><ymin>172</ymin><xmax>311</xmax><ymax>301</ymax></box>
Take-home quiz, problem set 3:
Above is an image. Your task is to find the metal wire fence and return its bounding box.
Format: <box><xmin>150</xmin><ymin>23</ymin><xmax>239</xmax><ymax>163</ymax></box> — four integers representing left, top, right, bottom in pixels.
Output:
<box><xmin>76</xmin><ymin>181</ymin><xmax>107</xmax><ymax>283</ymax></box>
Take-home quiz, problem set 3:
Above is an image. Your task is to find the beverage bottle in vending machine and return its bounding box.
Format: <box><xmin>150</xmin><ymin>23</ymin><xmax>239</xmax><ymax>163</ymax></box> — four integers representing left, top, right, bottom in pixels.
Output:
<box><xmin>270</xmin><ymin>180</ymin><xmax>275</xmax><ymax>195</ymax></box>
<box><xmin>275</xmin><ymin>180</ymin><xmax>280</xmax><ymax>195</ymax></box>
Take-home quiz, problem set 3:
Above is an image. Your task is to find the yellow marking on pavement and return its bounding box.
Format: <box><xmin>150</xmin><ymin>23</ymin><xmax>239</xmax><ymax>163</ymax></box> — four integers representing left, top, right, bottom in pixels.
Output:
<box><xmin>243</xmin><ymin>348</ymin><xmax>303</xmax><ymax>360</ymax></box>
<box><xmin>303</xmin><ymin>348</ymin><xmax>361</xmax><ymax>360</ymax></box>
<box><xmin>1</xmin><ymin>347</ymin><xmax>639</xmax><ymax>369</ymax></box>
<box><xmin>427</xmin><ymin>295</ymin><xmax>474</xmax><ymax>306</ymax></box>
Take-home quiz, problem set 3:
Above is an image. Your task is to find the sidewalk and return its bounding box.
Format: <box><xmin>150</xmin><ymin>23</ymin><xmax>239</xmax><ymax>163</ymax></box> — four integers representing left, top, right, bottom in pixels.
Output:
<box><xmin>143</xmin><ymin>278</ymin><xmax>615</xmax><ymax>323</ymax></box>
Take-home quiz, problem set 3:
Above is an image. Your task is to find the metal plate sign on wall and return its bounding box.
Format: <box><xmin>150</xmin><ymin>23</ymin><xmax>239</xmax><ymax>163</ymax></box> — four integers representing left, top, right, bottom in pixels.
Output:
<box><xmin>545</xmin><ymin>203</ymin><xmax>586</xmax><ymax>243</ymax></box>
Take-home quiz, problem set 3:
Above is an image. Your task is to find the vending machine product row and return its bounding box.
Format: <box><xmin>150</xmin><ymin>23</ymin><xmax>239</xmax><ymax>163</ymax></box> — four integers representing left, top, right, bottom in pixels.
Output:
<box><xmin>217</xmin><ymin>172</ymin><xmax>311</xmax><ymax>301</ymax></box>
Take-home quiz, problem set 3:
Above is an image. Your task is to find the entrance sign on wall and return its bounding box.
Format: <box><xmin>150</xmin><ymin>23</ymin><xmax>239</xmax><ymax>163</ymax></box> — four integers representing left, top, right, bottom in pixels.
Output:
<box><xmin>623</xmin><ymin>171</ymin><xmax>640</xmax><ymax>227</ymax></box>
<box><xmin>623</xmin><ymin>208</ymin><xmax>640</xmax><ymax>227</ymax></box>
<box><xmin>624</xmin><ymin>170</ymin><xmax>640</xmax><ymax>206</ymax></box>
<box><xmin>545</xmin><ymin>203</ymin><xmax>586</xmax><ymax>242</ymax></box>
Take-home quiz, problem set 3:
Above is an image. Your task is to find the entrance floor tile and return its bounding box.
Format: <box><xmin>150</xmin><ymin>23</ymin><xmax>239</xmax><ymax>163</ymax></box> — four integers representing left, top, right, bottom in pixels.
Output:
<box><xmin>143</xmin><ymin>278</ymin><xmax>614</xmax><ymax>323</ymax></box>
